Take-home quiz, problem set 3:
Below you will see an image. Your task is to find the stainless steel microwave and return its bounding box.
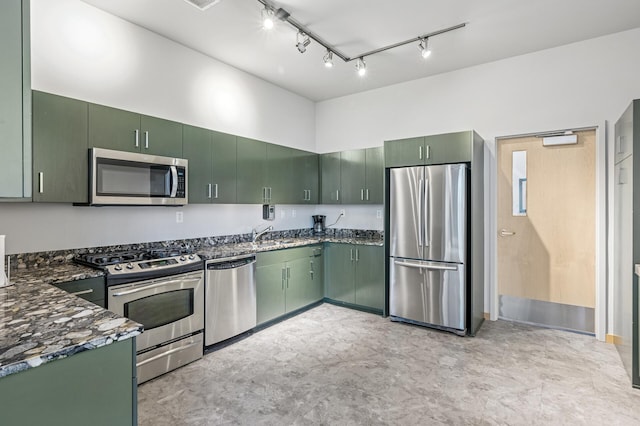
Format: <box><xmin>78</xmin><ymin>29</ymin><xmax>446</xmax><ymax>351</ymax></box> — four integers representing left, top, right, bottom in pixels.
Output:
<box><xmin>90</xmin><ymin>148</ymin><xmax>188</xmax><ymax>206</ymax></box>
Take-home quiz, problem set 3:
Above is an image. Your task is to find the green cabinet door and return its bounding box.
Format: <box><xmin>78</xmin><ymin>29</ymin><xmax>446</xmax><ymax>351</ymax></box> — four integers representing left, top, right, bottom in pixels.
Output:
<box><xmin>237</xmin><ymin>136</ymin><xmax>267</xmax><ymax>204</ymax></box>
<box><xmin>384</xmin><ymin>136</ymin><xmax>425</xmax><ymax>168</ymax></box>
<box><xmin>266</xmin><ymin>143</ymin><xmax>293</xmax><ymax>204</ymax></box>
<box><xmin>140</xmin><ymin>115</ymin><xmax>183</xmax><ymax>157</ymax></box>
<box><xmin>211</xmin><ymin>131</ymin><xmax>237</xmax><ymax>204</ymax></box>
<box><xmin>320</xmin><ymin>152</ymin><xmax>341</xmax><ymax>204</ymax></box>
<box><xmin>365</xmin><ymin>147</ymin><xmax>384</xmax><ymax>204</ymax></box>
<box><xmin>0</xmin><ymin>0</ymin><xmax>30</xmax><ymax>199</ymax></box>
<box><xmin>88</xmin><ymin>104</ymin><xmax>141</xmax><ymax>152</ymax></box>
<box><xmin>53</xmin><ymin>276</ymin><xmax>106</xmax><ymax>308</ymax></box>
<box><xmin>308</xmin><ymin>246</ymin><xmax>324</xmax><ymax>302</ymax></box>
<box><xmin>256</xmin><ymin>263</ymin><xmax>286</xmax><ymax>325</ymax></box>
<box><xmin>289</xmin><ymin>148</ymin><xmax>313</xmax><ymax>204</ymax></box>
<box><xmin>424</xmin><ymin>131</ymin><xmax>472</xmax><ymax>165</ymax></box>
<box><xmin>340</xmin><ymin>149</ymin><xmax>366</xmax><ymax>204</ymax></box>
<box><xmin>303</xmin><ymin>152</ymin><xmax>319</xmax><ymax>203</ymax></box>
<box><xmin>325</xmin><ymin>244</ymin><xmax>356</xmax><ymax>303</ymax></box>
<box><xmin>284</xmin><ymin>257</ymin><xmax>310</xmax><ymax>312</ymax></box>
<box><xmin>182</xmin><ymin>125</ymin><xmax>212</xmax><ymax>204</ymax></box>
<box><xmin>355</xmin><ymin>246</ymin><xmax>385</xmax><ymax>310</ymax></box>
<box><xmin>32</xmin><ymin>91</ymin><xmax>88</xmax><ymax>203</ymax></box>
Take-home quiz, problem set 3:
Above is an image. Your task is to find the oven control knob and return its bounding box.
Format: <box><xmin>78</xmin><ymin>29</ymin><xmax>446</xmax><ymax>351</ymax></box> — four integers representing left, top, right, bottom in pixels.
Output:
<box><xmin>126</xmin><ymin>263</ymin><xmax>134</xmax><ymax>269</ymax></box>
<box><xmin>180</xmin><ymin>255</ymin><xmax>186</xmax><ymax>261</ymax></box>
<box><xmin>114</xmin><ymin>264</ymin><xmax>122</xmax><ymax>271</ymax></box>
<box><xmin>188</xmin><ymin>254</ymin><xmax>195</xmax><ymax>260</ymax></box>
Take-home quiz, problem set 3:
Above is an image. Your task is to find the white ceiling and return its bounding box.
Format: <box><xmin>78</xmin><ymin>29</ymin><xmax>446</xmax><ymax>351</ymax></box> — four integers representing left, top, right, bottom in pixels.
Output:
<box><xmin>81</xmin><ymin>0</ymin><xmax>640</xmax><ymax>101</ymax></box>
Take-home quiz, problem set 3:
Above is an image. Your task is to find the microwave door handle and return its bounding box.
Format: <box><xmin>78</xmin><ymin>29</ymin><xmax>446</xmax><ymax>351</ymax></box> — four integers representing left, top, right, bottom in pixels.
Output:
<box><xmin>170</xmin><ymin>166</ymin><xmax>178</xmax><ymax>197</ymax></box>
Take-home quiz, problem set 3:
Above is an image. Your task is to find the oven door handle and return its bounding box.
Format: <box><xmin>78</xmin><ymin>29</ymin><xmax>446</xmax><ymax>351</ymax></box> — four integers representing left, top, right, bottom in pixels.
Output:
<box><xmin>111</xmin><ymin>278</ymin><xmax>199</xmax><ymax>297</ymax></box>
<box><xmin>170</xmin><ymin>165</ymin><xmax>178</xmax><ymax>198</ymax></box>
<box><xmin>136</xmin><ymin>340</ymin><xmax>202</xmax><ymax>367</ymax></box>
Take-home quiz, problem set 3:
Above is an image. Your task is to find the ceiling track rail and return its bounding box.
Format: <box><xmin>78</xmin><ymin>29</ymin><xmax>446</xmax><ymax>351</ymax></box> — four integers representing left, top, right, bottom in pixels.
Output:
<box><xmin>257</xmin><ymin>0</ymin><xmax>466</xmax><ymax>63</ymax></box>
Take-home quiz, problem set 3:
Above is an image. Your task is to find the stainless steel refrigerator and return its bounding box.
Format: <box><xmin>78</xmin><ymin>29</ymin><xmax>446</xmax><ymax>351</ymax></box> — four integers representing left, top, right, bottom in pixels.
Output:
<box><xmin>389</xmin><ymin>164</ymin><xmax>468</xmax><ymax>334</ymax></box>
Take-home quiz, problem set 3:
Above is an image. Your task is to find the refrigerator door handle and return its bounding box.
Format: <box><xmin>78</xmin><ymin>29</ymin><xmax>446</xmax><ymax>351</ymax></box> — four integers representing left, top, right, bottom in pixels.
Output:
<box><xmin>393</xmin><ymin>259</ymin><xmax>458</xmax><ymax>271</ymax></box>
<box><xmin>418</xmin><ymin>178</ymin><xmax>424</xmax><ymax>249</ymax></box>
<box><xmin>424</xmin><ymin>178</ymin><xmax>429</xmax><ymax>248</ymax></box>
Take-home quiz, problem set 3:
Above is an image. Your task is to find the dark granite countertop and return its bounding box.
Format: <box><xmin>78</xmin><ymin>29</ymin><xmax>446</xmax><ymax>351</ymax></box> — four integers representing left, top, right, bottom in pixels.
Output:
<box><xmin>10</xmin><ymin>263</ymin><xmax>104</xmax><ymax>286</ymax></box>
<box><xmin>0</xmin><ymin>277</ymin><xmax>141</xmax><ymax>379</ymax></box>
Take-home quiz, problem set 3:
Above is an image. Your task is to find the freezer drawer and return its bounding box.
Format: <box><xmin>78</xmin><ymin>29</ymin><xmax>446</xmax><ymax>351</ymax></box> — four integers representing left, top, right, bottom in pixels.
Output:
<box><xmin>389</xmin><ymin>258</ymin><xmax>466</xmax><ymax>332</ymax></box>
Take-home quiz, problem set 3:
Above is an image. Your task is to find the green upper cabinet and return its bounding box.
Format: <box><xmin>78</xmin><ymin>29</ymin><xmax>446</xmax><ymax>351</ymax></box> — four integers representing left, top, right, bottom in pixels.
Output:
<box><xmin>0</xmin><ymin>0</ymin><xmax>31</xmax><ymax>199</ymax></box>
<box><xmin>290</xmin><ymin>148</ymin><xmax>318</xmax><ymax>204</ymax></box>
<box><xmin>320</xmin><ymin>152</ymin><xmax>341</xmax><ymax>204</ymax></box>
<box><xmin>340</xmin><ymin>149</ymin><xmax>366</xmax><ymax>204</ymax></box>
<box><xmin>183</xmin><ymin>126</ymin><xmax>237</xmax><ymax>204</ymax></box>
<box><xmin>384</xmin><ymin>131</ymin><xmax>474</xmax><ymax>168</ymax></box>
<box><xmin>320</xmin><ymin>147</ymin><xmax>383</xmax><ymax>205</ymax></box>
<box><xmin>266</xmin><ymin>143</ymin><xmax>294</xmax><ymax>204</ymax></box>
<box><xmin>365</xmin><ymin>147</ymin><xmax>384</xmax><ymax>204</ymax></box>
<box><xmin>88</xmin><ymin>104</ymin><xmax>182</xmax><ymax>157</ymax></box>
<box><xmin>211</xmin><ymin>131</ymin><xmax>237</xmax><ymax>204</ymax></box>
<box><xmin>32</xmin><ymin>91</ymin><xmax>88</xmax><ymax>203</ymax></box>
<box><xmin>236</xmin><ymin>136</ymin><xmax>268</xmax><ymax>204</ymax></box>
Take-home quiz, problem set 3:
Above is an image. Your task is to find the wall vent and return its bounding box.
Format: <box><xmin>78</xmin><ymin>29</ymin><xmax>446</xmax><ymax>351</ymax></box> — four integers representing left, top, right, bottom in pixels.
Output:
<box><xmin>183</xmin><ymin>0</ymin><xmax>222</xmax><ymax>11</ymax></box>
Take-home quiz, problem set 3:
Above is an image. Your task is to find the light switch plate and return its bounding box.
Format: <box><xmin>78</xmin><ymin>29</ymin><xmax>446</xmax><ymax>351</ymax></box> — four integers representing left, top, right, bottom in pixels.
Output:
<box><xmin>176</xmin><ymin>211</ymin><xmax>184</xmax><ymax>223</ymax></box>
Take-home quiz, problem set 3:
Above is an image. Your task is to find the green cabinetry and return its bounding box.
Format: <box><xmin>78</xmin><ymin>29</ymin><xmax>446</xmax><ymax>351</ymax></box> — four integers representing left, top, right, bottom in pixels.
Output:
<box><xmin>0</xmin><ymin>339</ymin><xmax>136</xmax><ymax>426</ymax></box>
<box><xmin>236</xmin><ymin>136</ymin><xmax>268</xmax><ymax>204</ymax></box>
<box><xmin>325</xmin><ymin>243</ymin><xmax>384</xmax><ymax>312</ymax></box>
<box><xmin>32</xmin><ymin>91</ymin><xmax>88</xmax><ymax>203</ymax></box>
<box><xmin>256</xmin><ymin>246</ymin><xmax>323</xmax><ymax>325</ymax></box>
<box><xmin>52</xmin><ymin>276</ymin><xmax>106</xmax><ymax>308</ymax></box>
<box><xmin>320</xmin><ymin>147</ymin><xmax>383</xmax><ymax>204</ymax></box>
<box><xmin>0</xmin><ymin>0</ymin><xmax>31</xmax><ymax>199</ymax></box>
<box><xmin>183</xmin><ymin>125</ymin><xmax>237</xmax><ymax>204</ymax></box>
<box><xmin>384</xmin><ymin>131</ymin><xmax>473</xmax><ymax>167</ymax></box>
<box><xmin>88</xmin><ymin>103</ymin><xmax>182</xmax><ymax>157</ymax></box>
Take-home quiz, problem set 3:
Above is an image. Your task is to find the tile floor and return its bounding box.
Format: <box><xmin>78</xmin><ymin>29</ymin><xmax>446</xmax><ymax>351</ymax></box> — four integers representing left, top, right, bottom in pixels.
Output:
<box><xmin>138</xmin><ymin>304</ymin><xmax>640</xmax><ymax>425</ymax></box>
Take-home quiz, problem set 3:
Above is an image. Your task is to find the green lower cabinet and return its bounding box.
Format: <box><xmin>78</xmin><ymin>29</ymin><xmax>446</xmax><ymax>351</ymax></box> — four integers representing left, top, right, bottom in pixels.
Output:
<box><xmin>325</xmin><ymin>243</ymin><xmax>384</xmax><ymax>312</ymax></box>
<box><xmin>52</xmin><ymin>276</ymin><xmax>106</xmax><ymax>308</ymax></box>
<box><xmin>0</xmin><ymin>339</ymin><xmax>136</xmax><ymax>426</ymax></box>
<box><xmin>256</xmin><ymin>246</ymin><xmax>324</xmax><ymax>325</ymax></box>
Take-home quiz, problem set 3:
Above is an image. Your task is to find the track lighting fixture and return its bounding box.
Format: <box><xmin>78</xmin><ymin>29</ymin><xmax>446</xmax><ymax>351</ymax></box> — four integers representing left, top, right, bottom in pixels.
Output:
<box><xmin>323</xmin><ymin>50</ymin><xmax>334</xmax><ymax>68</ymax></box>
<box><xmin>261</xmin><ymin>6</ymin><xmax>275</xmax><ymax>30</ymax></box>
<box><xmin>356</xmin><ymin>57</ymin><xmax>366</xmax><ymax>77</ymax></box>
<box><xmin>418</xmin><ymin>38</ymin><xmax>431</xmax><ymax>59</ymax></box>
<box><xmin>255</xmin><ymin>0</ymin><xmax>465</xmax><ymax>72</ymax></box>
<box><xmin>296</xmin><ymin>32</ymin><xmax>311</xmax><ymax>54</ymax></box>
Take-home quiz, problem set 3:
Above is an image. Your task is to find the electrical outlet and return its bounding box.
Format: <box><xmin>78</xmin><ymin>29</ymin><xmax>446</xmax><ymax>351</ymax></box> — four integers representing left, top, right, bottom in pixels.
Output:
<box><xmin>292</xmin><ymin>209</ymin><xmax>296</xmax><ymax>218</ymax></box>
<box><xmin>176</xmin><ymin>211</ymin><xmax>184</xmax><ymax>223</ymax></box>
<box><xmin>376</xmin><ymin>210</ymin><xmax>382</xmax><ymax>219</ymax></box>
<box><xmin>340</xmin><ymin>209</ymin><xmax>346</xmax><ymax>217</ymax></box>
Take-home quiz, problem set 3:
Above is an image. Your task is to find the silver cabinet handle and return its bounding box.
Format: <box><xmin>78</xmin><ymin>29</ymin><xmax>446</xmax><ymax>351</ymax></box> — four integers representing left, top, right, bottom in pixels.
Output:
<box><xmin>361</xmin><ymin>189</ymin><xmax>364</xmax><ymax>200</ymax></box>
<box><xmin>350</xmin><ymin>249</ymin><xmax>354</xmax><ymax>261</ymax></box>
<box><xmin>419</xmin><ymin>145</ymin><xmax>423</xmax><ymax>160</ymax></box>
<box><xmin>355</xmin><ymin>249</ymin><xmax>359</xmax><ymax>262</ymax></box>
<box><xmin>70</xmin><ymin>288</ymin><xmax>94</xmax><ymax>296</ymax></box>
<box><xmin>136</xmin><ymin>341</ymin><xmax>201</xmax><ymax>367</ymax></box>
<box><xmin>134</xmin><ymin>129</ymin><xmax>139</xmax><ymax>148</ymax></box>
<box><xmin>269</xmin><ymin>187</ymin><xmax>272</xmax><ymax>202</ymax></box>
<box><xmin>263</xmin><ymin>187</ymin><xmax>267</xmax><ymax>202</ymax></box>
<box><xmin>214</xmin><ymin>183</ymin><xmax>219</xmax><ymax>199</ymax></box>
<box><xmin>394</xmin><ymin>260</ymin><xmax>458</xmax><ymax>271</ymax></box>
<box><xmin>282</xmin><ymin>267</ymin><xmax>286</xmax><ymax>290</ymax></box>
<box><xmin>499</xmin><ymin>229</ymin><xmax>516</xmax><ymax>237</ymax></box>
<box><xmin>144</xmin><ymin>131</ymin><xmax>149</xmax><ymax>149</ymax></box>
<box><xmin>426</xmin><ymin>145</ymin><xmax>431</xmax><ymax>159</ymax></box>
<box><xmin>286</xmin><ymin>267</ymin><xmax>290</xmax><ymax>287</ymax></box>
<box><xmin>207</xmin><ymin>184</ymin><xmax>212</xmax><ymax>199</ymax></box>
<box><xmin>336</xmin><ymin>189</ymin><xmax>340</xmax><ymax>201</ymax></box>
<box><xmin>366</xmin><ymin>189</ymin><xmax>370</xmax><ymax>201</ymax></box>
<box><xmin>38</xmin><ymin>172</ymin><xmax>44</xmax><ymax>194</ymax></box>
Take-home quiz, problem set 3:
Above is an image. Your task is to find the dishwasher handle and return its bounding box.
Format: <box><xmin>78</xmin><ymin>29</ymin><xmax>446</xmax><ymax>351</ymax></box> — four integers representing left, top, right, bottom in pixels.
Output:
<box><xmin>206</xmin><ymin>255</ymin><xmax>256</xmax><ymax>270</ymax></box>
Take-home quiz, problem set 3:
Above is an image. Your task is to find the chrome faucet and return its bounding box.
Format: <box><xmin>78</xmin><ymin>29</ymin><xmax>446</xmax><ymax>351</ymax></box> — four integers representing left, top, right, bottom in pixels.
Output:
<box><xmin>252</xmin><ymin>225</ymin><xmax>273</xmax><ymax>243</ymax></box>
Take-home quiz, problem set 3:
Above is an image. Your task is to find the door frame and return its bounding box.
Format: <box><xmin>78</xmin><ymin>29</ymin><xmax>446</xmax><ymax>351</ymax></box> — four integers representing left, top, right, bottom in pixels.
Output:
<box><xmin>490</xmin><ymin>124</ymin><xmax>607</xmax><ymax>341</ymax></box>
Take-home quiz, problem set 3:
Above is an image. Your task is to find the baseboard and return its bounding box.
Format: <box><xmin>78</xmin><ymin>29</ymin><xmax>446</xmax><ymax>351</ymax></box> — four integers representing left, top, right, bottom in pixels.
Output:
<box><xmin>606</xmin><ymin>334</ymin><xmax>622</xmax><ymax>345</ymax></box>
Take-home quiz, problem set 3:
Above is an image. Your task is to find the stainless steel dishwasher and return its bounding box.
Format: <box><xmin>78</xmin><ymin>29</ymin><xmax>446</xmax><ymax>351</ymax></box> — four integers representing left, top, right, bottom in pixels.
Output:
<box><xmin>205</xmin><ymin>254</ymin><xmax>257</xmax><ymax>346</ymax></box>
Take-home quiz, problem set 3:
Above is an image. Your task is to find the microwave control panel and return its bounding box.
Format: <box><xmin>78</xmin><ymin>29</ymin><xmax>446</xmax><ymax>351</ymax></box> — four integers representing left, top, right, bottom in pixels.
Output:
<box><xmin>177</xmin><ymin>167</ymin><xmax>186</xmax><ymax>197</ymax></box>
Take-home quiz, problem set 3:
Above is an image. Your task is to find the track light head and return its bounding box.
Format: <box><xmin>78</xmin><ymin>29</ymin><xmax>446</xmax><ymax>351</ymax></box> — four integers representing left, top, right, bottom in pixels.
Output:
<box><xmin>356</xmin><ymin>57</ymin><xmax>366</xmax><ymax>77</ymax></box>
<box><xmin>296</xmin><ymin>32</ymin><xmax>311</xmax><ymax>54</ymax></box>
<box><xmin>418</xmin><ymin>38</ymin><xmax>431</xmax><ymax>59</ymax></box>
<box><xmin>323</xmin><ymin>50</ymin><xmax>334</xmax><ymax>68</ymax></box>
<box><xmin>262</xmin><ymin>6</ymin><xmax>275</xmax><ymax>30</ymax></box>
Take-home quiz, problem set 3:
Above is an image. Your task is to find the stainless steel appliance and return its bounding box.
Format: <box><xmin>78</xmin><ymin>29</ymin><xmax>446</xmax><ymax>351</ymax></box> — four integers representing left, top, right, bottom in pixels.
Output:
<box><xmin>89</xmin><ymin>148</ymin><xmax>188</xmax><ymax>206</ymax></box>
<box><xmin>389</xmin><ymin>164</ymin><xmax>468</xmax><ymax>335</ymax></box>
<box><xmin>77</xmin><ymin>248</ymin><xmax>204</xmax><ymax>383</ymax></box>
<box><xmin>205</xmin><ymin>254</ymin><xmax>256</xmax><ymax>346</ymax></box>
<box><xmin>312</xmin><ymin>215</ymin><xmax>326</xmax><ymax>235</ymax></box>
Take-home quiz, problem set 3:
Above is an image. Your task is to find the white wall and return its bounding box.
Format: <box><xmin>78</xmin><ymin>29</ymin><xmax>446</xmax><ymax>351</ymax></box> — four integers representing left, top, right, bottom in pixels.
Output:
<box><xmin>316</xmin><ymin>28</ymin><xmax>640</xmax><ymax>328</ymax></box>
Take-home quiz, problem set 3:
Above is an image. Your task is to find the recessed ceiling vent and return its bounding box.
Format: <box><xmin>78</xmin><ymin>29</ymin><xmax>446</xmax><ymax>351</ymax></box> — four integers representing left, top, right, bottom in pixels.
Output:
<box><xmin>183</xmin><ymin>0</ymin><xmax>222</xmax><ymax>11</ymax></box>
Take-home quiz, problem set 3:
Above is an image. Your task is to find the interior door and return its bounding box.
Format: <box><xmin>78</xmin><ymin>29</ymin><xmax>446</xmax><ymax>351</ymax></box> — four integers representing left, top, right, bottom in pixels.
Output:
<box><xmin>497</xmin><ymin>130</ymin><xmax>596</xmax><ymax>332</ymax></box>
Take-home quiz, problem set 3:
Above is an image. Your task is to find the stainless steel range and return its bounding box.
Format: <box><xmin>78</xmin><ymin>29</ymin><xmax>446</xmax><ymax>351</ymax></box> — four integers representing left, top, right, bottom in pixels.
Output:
<box><xmin>76</xmin><ymin>248</ymin><xmax>204</xmax><ymax>384</ymax></box>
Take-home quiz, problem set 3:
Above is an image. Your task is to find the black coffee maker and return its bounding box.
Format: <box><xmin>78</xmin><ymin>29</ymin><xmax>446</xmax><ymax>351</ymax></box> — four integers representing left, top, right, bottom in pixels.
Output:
<box><xmin>312</xmin><ymin>215</ymin><xmax>326</xmax><ymax>235</ymax></box>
